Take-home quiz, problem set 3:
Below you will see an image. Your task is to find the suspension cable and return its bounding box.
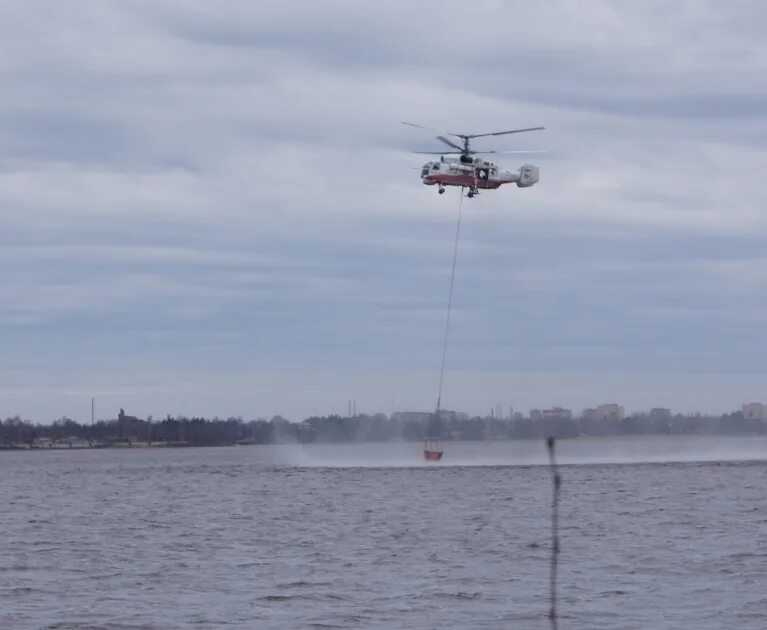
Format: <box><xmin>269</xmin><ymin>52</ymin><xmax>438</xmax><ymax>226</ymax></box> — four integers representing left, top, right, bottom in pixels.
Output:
<box><xmin>546</xmin><ymin>436</ymin><xmax>562</xmax><ymax>629</ymax></box>
<box><xmin>435</xmin><ymin>187</ymin><xmax>465</xmax><ymax>413</ymax></box>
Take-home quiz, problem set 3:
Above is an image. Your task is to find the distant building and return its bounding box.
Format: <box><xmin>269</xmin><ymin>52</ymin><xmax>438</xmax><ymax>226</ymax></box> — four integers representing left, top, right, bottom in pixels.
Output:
<box><xmin>118</xmin><ymin>408</ymin><xmax>141</xmax><ymax>424</ymax></box>
<box><xmin>742</xmin><ymin>403</ymin><xmax>767</xmax><ymax>422</ymax></box>
<box><xmin>391</xmin><ymin>411</ymin><xmax>433</xmax><ymax>424</ymax></box>
<box><xmin>436</xmin><ymin>409</ymin><xmax>460</xmax><ymax>422</ymax></box>
<box><xmin>542</xmin><ymin>407</ymin><xmax>572</xmax><ymax>420</ymax></box>
<box><xmin>650</xmin><ymin>408</ymin><xmax>672</xmax><ymax>420</ymax></box>
<box><xmin>115</xmin><ymin>408</ymin><xmax>143</xmax><ymax>442</ymax></box>
<box><xmin>530</xmin><ymin>409</ymin><xmax>542</xmax><ymax>421</ymax></box>
<box><xmin>584</xmin><ymin>404</ymin><xmax>626</xmax><ymax>421</ymax></box>
<box><xmin>598</xmin><ymin>404</ymin><xmax>625</xmax><ymax>420</ymax></box>
<box><xmin>391</xmin><ymin>410</ymin><xmax>465</xmax><ymax>424</ymax></box>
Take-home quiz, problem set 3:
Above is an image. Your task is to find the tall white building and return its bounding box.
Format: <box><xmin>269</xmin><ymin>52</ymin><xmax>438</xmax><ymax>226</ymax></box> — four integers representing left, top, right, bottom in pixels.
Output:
<box><xmin>584</xmin><ymin>404</ymin><xmax>625</xmax><ymax>421</ymax></box>
<box><xmin>742</xmin><ymin>403</ymin><xmax>767</xmax><ymax>422</ymax></box>
<box><xmin>596</xmin><ymin>404</ymin><xmax>625</xmax><ymax>421</ymax></box>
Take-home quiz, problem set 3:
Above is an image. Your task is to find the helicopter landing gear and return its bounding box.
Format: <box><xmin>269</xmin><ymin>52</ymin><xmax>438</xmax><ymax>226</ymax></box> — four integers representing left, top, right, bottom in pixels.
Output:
<box><xmin>438</xmin><ymin>187</ymin><xmax>445</xmax><ymax>194</ymax></box>
<box><xmin>467</xmin><ymin>187</ymin><xmax>479</xmax><ymax>199</ymax></box>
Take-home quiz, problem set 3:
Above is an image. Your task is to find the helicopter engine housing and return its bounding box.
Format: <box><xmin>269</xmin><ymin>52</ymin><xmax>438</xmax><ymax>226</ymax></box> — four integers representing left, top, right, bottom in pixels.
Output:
<box><xmin>517</xmin><ymin>164</ymin><xmax>539</xmax><ymax>187</ymax></box>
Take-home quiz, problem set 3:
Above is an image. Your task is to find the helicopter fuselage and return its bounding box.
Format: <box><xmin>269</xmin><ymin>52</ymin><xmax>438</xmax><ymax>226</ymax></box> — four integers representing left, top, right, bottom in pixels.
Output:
<box><xmin>420</xmin><ymin>156</ymin><xmax>539</xmax><ymax>195</ymax></box>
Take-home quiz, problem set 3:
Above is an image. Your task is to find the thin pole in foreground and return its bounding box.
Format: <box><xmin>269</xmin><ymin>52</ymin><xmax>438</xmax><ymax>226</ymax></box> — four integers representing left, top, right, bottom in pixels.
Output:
<box><xmin>546</xmin><ymin>436</ymin><xmax>561</xmax><ymax>629</ymax></box>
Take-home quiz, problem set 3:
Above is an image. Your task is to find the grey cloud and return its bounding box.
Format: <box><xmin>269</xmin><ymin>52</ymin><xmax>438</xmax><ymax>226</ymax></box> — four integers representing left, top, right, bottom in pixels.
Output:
<box><xmin>1</xmin><ymin>1</ymin><xmax>767</xmax><ymax>420</ymax></box>
<box><xmin>0</xmin><ymin>110</ymin><xmax>146</xmax><ymax>165</ymax></box>
<box><xmin>140</xmin><ymin>1</ymin><xmax>767</xmax><ymax>125</ymax></box>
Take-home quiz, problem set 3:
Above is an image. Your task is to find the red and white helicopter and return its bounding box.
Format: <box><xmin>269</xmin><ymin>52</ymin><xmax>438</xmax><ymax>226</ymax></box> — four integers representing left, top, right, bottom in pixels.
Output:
<box><xmin>403</xmin><ymin>121</ymin><xmax>544</xmax><ymax>198</ymax></box>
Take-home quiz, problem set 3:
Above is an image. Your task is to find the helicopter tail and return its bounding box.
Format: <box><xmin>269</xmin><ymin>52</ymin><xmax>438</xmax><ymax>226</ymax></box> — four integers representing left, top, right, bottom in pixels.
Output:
<box><xmin>516</xmin><ymin>164</ymin><xmax>539</xmax><ymax>188</ymax></box>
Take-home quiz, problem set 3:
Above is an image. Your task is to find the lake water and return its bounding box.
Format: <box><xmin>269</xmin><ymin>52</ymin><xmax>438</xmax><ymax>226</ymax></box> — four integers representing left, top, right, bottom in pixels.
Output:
<box><xmin>2</xmin><ymin>435</ymin><xmax>766</xmax><ymax>629</ymax></box>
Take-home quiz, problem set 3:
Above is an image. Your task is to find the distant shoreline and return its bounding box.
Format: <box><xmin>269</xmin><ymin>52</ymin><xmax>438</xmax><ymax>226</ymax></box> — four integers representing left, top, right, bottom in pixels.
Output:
<box><xmin>3</xmin><ymin>431</ymin><xmax>766</xmax><ymax>453</ymax></box>
<box><xmin>3</xmin><ymin>409</ymin><xmax>765</xmax><ymax>451</ymax></box>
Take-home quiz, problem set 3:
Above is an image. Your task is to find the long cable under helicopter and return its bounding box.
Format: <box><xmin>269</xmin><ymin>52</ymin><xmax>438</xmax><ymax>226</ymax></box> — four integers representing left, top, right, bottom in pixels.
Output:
<box><xmin>435</xmin><ymin>187</ymin><xmax>465</xmax><ymax>413</ymax></box>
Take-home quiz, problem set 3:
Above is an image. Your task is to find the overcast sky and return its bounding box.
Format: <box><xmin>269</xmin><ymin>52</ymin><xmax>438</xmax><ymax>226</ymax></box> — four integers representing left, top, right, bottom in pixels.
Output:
<box><xmin>2</xmin><ymin>1</ymin><xmax>766</xmax><ymax>422</ymax></box>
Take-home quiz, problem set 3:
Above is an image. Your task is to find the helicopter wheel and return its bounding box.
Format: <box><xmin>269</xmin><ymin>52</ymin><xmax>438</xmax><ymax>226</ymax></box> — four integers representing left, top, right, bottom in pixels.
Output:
<box><xmin>438</xmin><ymin>187</ymin><xmax>445</xmax><ymax>194</ymax></box>
<box><xmin>467</xmin><ymin>191</ymin><xmax>475</xmax><ymax>198</ymax></box>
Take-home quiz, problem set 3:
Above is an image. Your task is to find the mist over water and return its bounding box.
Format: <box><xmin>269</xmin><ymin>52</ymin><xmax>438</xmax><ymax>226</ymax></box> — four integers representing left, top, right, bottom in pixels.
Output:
<box><xmin>3</xmin><ymin>436</ymin><xmax>766</xmax><ymax>629</ymax></box>
<box><xmin>271</xmin><ymin>434</ymin><xmax>767</xmax><ymax>468</ymax></box>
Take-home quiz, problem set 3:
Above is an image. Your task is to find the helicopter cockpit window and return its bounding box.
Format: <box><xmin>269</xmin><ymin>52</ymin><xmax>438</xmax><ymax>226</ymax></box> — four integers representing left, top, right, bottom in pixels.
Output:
<box><xmin>432</xmin><ymin>164</ymin><xmax>439</xmax><ymax>170</ymax></box>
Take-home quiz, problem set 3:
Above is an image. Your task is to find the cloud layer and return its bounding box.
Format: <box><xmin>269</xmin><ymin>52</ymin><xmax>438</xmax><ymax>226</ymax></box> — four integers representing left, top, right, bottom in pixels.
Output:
<box><xmin>2</xmin><ymin>1</ymin><xmax>766</xmax><ymax>421</ymax></box>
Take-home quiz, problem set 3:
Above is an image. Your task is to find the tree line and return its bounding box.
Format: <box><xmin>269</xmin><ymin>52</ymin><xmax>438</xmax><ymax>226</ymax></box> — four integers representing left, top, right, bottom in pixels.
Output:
<box><xmin>0</xmin><ymin>409</ymin><xmax>763</xmax><ymax>447</ymax></box>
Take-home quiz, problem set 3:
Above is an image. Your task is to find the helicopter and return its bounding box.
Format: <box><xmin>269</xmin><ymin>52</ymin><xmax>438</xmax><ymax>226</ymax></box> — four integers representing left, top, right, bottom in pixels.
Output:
<box><xmin>403</xmin><ymin>121</ymin><xmax>544</xmax><ymax>198</ymax></box>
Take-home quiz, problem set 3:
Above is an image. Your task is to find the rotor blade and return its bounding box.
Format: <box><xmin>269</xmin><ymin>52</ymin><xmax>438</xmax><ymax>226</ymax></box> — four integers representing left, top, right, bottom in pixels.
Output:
<box><xmin>467</xmin><ymin>126</ymin><xmax>545</xmax><ymax>139</ymax></box>
<box><xmin>468</xmin><ymin>150</ymin><xmax>546</xmax><ymax>157</ymax></box>
<box><xmin>494</xmin><ymin>149</ymin><xmax>547</xmax><ymax>154</ymax></box>
<box><xmin>436</xmin><ymin>135</ymin><xmax>464</xmax><ymax>151</ymax></box>
<box><xmin>412</xmin><ymin>151</ymin><xmax>460</xmax><ymax>155</ymax></box>
<box><xmin>401</xmin><ymin>121</ymin><xmax>443</xmax><ymax>133</ymax></box>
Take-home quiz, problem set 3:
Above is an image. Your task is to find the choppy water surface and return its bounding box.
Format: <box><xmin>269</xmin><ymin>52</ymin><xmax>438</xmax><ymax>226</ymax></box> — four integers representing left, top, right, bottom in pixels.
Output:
<box><xmin>2</xmin><ymin>436</ymin><xmax>766</xmax><ymax>629</ymax></box>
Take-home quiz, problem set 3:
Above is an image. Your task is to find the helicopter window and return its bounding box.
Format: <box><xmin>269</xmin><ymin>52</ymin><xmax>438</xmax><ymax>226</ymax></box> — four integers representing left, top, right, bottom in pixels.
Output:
<box><xmin>432</xmin><ymin>164</ymin><xmax>439</xmax><ymax>170</ymax></box>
